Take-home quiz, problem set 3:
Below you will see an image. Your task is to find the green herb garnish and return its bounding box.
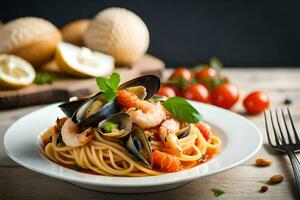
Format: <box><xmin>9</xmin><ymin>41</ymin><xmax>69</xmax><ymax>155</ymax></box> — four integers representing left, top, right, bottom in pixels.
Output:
<box><xmin>259</xmin><ymin>180</ymin><xmax>271</xmax><ymax>185</ymax></box>
<box><xmin>56</xmin><ymin>130</ymin><xmax>63</xmax><ymax>144</ymax></box>
<box><xmin>102</xmin><ymin>122</ymin><xmax>118</xmax><ymax>133</ymax></box>
<box><xmin>210</xmin><ymin>188</ymin><xmax>225</xmax><ymax>197</ymax></box>
<box><xmin>96</xmin><ymin>73</ymin><xmax>121</xmax><ymax>102</ymax></box>
<box><xmin>209</xmin><ymin>57</ymin><xmax>223</xmax><ymax>72</ymax></box>
<box><xmin>75</xmin><ymin>165</ymin><xmax>82</xmax><ymax>171</ymax></box>
<box><xmin>162</xmin><ymin>97</ymin><xmax>202</xmax><ymax>123</ymax></box>
<box><xmin>34</xmin><ymin>72</ymin><xmax>54</xmax><ymax>85</ymax></box>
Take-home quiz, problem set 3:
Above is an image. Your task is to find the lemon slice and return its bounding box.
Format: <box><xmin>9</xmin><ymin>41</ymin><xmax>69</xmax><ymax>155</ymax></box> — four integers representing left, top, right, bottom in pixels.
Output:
<box><xmin>0</xmin><ymin>54</ymin><xmax>36</xmax><ymax>89</ymax></box>
<box><xmin>55</xmin><ymin>42</ymin><xmax>115</xmax><ymax>77</ymax></box>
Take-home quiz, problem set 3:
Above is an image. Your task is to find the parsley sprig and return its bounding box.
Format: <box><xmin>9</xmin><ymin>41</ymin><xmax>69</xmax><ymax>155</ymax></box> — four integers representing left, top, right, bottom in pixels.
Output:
<box><xmin>34</xmin><ymin>72</ymin><xmax>54</xmax><ymax>85</ymax></box>
<box><xmin>210</xmin><ymin>188</ymin><xmax>225</xmax><ymax>197</ymax></box>
<box><xmin>96</xmin><ymin>73</ymin><xmax>121</xmax><ymax>102</ymax></box>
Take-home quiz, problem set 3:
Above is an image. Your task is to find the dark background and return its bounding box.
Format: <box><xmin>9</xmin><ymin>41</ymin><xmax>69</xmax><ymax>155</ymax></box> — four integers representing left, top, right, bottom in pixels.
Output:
<box><xmin>1</xmin><ymin>0</ymin><xmax>300</xmax><ymax>67</ymax></box>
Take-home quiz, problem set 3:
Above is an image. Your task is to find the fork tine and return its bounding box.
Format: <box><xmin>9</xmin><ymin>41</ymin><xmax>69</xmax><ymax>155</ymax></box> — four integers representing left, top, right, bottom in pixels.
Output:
<box><xmin>264</xmin><ymin>110</ymin><xmax>274</xmax><ymax>147</ymax></box>
<box><xmin>281</xmin><ymin>109</ymin><xmax>294</xmax><ymax>144</ymax></box>
<box><xmin>287</xmin><ymin>108</ymin><xmax>300</xmax><ymax>143</ymax></box>
<box><xmin>270</xmin><ymin>109</ymin><xmax>281</xmax><ymax>145</ymax></box>
<box><xmin>275</xmin><ymin>109</ymin><xmax>286</xmax><ymax>144</ymax></box>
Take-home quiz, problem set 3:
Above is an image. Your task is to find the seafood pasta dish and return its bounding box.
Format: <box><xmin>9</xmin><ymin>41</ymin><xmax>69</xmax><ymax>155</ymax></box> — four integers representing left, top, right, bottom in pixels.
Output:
<box><xmin>41</xmin><ymin>73</ymin><xmax>221</xmax><ymax>176</ymax></box>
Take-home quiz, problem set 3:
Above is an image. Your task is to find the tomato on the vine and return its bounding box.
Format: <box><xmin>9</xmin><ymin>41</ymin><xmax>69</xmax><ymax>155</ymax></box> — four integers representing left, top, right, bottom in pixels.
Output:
<box><xmin>169</xmin><ymin>67</ymin><xmax>192</xmax><ymax>81</ymax></box>
<box><xmin>163</xmin><ymin>84</ymin><xmax>183</xmax><ymax>97</ymax></box>
<box><xmin>157</xmin><ymin>86</ymin><xmax>176</xmax><ymax>98</ymax></box>
<box><xmin>195</xmin><ymin>121</ymin><xmax>212</xmax><ymax>141</ymax></box>
<box><xmin>183</xmin><ymin>84</ymin><xmax>210</xmax><ymax>103</ymax></box>
<box><xmin>243</xmin><ymin>91</ymin><xmax>270</xmax><ymax>114</ymax></box>
<box><xmin>210</xmin><ymin>83</ymin><xmax>239</xmax><ymax>109</ymax></box>
<box><xmin>195</xmin><ymin>67</ymin><xmax>218</xmax><ymax>81</ymax></box>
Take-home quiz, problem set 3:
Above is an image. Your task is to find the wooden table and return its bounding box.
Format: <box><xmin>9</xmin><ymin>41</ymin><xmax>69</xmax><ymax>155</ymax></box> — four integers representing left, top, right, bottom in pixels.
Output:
<box><xmin>1</xmin><ymin>68</ymin><xmax>300</xmax><ymax>200</ymax></box>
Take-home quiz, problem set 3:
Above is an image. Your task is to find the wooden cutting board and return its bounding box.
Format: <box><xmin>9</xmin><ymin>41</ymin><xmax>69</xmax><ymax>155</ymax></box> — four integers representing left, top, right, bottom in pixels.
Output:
<box><xmin>0</xmin><ymin>54</ymin><xmax>165</xmax><ymax>109</ymax></box>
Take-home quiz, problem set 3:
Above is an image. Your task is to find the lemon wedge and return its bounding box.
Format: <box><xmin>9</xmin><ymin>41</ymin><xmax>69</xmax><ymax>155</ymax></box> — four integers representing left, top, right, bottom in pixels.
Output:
<box><xmin>0</xmin><ymin>54</ymin><xmax>36</xmax><ymax>89</ymax></box>
<box><xmin>55</xmin><ymin>42</ymin><xmax>114</xmax><ymax>77</ymax></box>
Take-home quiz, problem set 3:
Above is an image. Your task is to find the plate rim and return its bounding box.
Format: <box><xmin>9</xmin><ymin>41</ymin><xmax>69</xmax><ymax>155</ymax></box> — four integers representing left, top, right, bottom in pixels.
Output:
<box><xmin>4</xmin><ymin>101</ymin><xmax>262</xmax><ymax>187</ymax></box>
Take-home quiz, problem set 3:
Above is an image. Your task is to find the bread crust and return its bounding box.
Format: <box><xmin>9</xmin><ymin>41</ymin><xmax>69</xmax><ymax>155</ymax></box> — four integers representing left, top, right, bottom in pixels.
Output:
<box><xmin>8</xmin><ymin>31</ymin><xmax>62</xmax><ymax>66</ymax></box>
<box><xmin>61</xmin><ymin>19</ymin><xmax>89</xmax><ymax>46</ymax></box>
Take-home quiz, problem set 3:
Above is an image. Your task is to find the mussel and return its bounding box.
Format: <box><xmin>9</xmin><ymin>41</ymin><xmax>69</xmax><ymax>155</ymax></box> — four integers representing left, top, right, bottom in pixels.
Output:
<box><xmin>98</xmin><ymin>112</ymin><xmax>132</xmax><ymax>139</ymax></box>
<box><xmin>126</xmin><ymin>125</ymin><xmax>153</xmax><ymax>168</ymax></box>
<box><xmin>58</xmin><ymin>99</ymin><xmax>86</xmax><ymax>117</ymax></box>
<box><xmin>59</xmin><ymin>75</ymin><xmax>160</xmax><ymax>127</ymax></box>
<box><xmin>71</xmin><ymin>92</ymin><xmax>120</xmax><ymax>127</ymax></box>
<box><xmin>119</xmin><ymin>75</ymin><xmax>160</xmax><ymax>100</ymax></box>
<box><xmin>58</xmin><ymin>95</ymin><xmax>94</xmax><ymax>117</ymax></box>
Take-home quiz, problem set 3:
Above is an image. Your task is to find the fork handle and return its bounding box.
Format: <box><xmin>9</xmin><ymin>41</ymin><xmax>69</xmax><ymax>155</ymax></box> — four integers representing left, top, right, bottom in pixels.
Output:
<box><xmin>287</xmin><ymin>151</ymin><xmax>300</xmax><ymax>199</ymax></box>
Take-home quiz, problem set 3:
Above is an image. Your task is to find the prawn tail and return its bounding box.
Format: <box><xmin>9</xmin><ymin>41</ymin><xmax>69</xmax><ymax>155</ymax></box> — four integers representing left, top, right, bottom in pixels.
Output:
<box><xmin>117</xmin><ymin>90</ymin><xmax>140</xmax><ymax>109</ymax></box>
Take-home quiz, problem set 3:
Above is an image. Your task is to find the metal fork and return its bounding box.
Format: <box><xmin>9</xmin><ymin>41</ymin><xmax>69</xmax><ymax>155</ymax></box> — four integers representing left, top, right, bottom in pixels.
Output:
<box><xmin>264</xmin><ymin>108</ymin><xmax>300</xmax><ymax>199</ymax></box>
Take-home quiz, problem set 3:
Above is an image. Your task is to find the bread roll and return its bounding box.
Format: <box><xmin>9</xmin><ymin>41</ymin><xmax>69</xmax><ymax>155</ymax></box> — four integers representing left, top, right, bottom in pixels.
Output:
<box><xmin>0</xmin><ymin>17</ymin><xmax>61</xmax><ymax>66</ymax></box>
<box><xmin>84</xmin><ymin>7</ymin><xmax>149</xmax><ymax>65</ymax></box>
<box><xmin>61</xmin><ymin>19</ymin><xmax>89</xmax><ymax>46</ymax></box>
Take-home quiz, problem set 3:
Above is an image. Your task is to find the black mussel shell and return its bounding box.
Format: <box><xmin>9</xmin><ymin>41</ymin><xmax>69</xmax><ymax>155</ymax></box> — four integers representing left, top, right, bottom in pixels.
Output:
<box><xmin>59</xmin><ymin>99</ymin><xmax>86</xmax><ymax>117</ymax></box>
<box><xmin>98</xmin><ymin>112</ymin><xmax>132</xmax><ymax>139</ymax></box>
<box><xmin>126</xmin><ymin>125</ymin><xmax>153</xmax><ymax>168</ymax></box>
<box><xmin>119</xmin><ymin>75</ymin><xmax>160</xmax><ymax>100</ymax></box>
<box><xmin>71</xmin><ymin>92</ymin><xmax>120</xmax><ymax>127</ymax></box>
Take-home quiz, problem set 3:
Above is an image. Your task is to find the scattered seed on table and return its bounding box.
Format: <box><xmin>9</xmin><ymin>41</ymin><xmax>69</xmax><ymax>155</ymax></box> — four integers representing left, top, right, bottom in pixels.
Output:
<box><xmin>260</xmin><ymin>185</ymin><xmax>269</xmax><ymax>193</ymax></box>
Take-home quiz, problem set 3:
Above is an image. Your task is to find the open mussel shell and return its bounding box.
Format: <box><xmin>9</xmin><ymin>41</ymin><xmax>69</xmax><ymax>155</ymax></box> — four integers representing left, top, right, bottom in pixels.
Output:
<box><xmin>119</xmin><ymin>75</ymin><xmax>160</xmax><ymax>100</ymax></box>
<box><xmin>59</xmin><ymin>100</ymin><xmax>86</xmax><ymax>117</ymax></box>
<box><xmin>98</xmin><ymin>112</ymin><xmax>132</xmax><ymax>139</ymax></box>
<box><xmin>126</xmin><ymin>125</ymin><xmax>153</xmax><ymax>168</ymax></box>
<box><xmin>58</xmin><ymin>94</ymin><xmax>95</xmax><ymax>117</ymax></box>
<box><xmin>71</xmin><ymin>92</ymin><xmax>120</xmax><ymax>127</ymax></box>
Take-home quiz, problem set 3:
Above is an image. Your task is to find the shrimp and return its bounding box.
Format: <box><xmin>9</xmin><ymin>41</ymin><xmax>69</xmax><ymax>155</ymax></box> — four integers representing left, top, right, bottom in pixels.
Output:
<box><xmin>157</xmin><ymin>118</ymin><xmax>182</xmax><ymax>156</ymax></box>
<box><xmin>152</xmin><ymin>150</ymin><xmax>182</xmax><ymax>172</ymax></box>
<box><xmin>116</xmin><ymin>90</ymin><xmax>165</xmax><ymax>129</ymax></box>
<box><xmin>61</xmin><ymin>119</ymin><xmax>94</xmax><ymax>147</ymax></box>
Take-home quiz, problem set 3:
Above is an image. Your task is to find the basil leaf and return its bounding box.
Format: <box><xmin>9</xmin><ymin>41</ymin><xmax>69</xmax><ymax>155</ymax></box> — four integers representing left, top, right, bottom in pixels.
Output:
<box><xmin>103</xmin><ymin>87</ymin><xmax>117</xmax><ymax>102</ymax></box>
<box><xmin>210</xmin><ymin>188</ymin><xmax>225</xmax><ymax>197</ymax></box>
<box><xmin>162</xmin><ymin>97</ymin><xmax>202</xmax><ymax>123</ymax></box>
<box><xmin>109</xmin><ymin>72</ymin><xmax>120</xmax><ymax>89</ymax></box>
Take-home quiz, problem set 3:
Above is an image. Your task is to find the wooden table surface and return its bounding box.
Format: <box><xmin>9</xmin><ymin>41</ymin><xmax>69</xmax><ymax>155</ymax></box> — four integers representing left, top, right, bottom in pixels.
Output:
<box><xmin>1</xmin><ymin>68</ymin><xmax>300</xmax><ymax>200</ymax></box>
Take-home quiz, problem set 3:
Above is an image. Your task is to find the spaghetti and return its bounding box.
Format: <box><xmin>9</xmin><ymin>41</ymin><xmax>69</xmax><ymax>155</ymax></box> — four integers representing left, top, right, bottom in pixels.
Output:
<box><xmin>41</xmin><ymin>74</ymin><xmax>221</xmax><ymax>176</ymax></box>
<box><xmin>42</xmin><ymin>121</ymin><xmax>221</xmax><ymax>176</ymax></box>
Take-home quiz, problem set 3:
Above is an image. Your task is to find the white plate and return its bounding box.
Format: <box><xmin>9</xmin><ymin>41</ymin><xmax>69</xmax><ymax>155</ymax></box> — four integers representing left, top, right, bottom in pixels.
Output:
<box><xmin>4</xmin><ymin>102</ymin><xmax>262</xmax><ymax>193</ymax></box>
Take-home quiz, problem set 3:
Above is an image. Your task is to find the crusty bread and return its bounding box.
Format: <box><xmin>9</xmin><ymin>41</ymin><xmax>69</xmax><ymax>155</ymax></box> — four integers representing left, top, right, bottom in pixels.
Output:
<box><xmin>61</xmin><ymin>19</ymin><xmax>89</xmax><ymax>46</ymax></box>
<box><xmin>84</xmin><ymin>7</ymin><xmax>149</xmax><ymax>65</ymax></box>
<box><xmin>0</xmin><ymin>17</ymin><xmax>62</xmax><ymax>67</ymax></box>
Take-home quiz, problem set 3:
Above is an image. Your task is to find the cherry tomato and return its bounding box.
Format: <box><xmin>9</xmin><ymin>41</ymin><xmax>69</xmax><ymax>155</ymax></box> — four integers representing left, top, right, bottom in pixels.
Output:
<box><xmin>169</xmin><ymin>67</ymin><xmax>192</xmax><ymax>81</ymax></box>
<box><xmin>195</xmin><ymin>67</ymin><xmax>217</xmax><ymax>81</ymax></box>
<box><xmin>243</xmin><ymin>91</ymin><xmax>270</xmax><ymax>114</ymax></box>
<box><xmin>183</xmin><ymin>84</ymin><xmax>209</xmax><ymax>103</ymax></box>
<box><xmin>195</xmin><ymin>122</ymin><xmax>212</xmax><ymax>141</ymax></box>
<box><xmin>157</xmin><ymin>86</ymin><xmax>176</xmax><ymax>98</ymax></box>
<box><xmin>163</xmin><ymin>84</ymin><xmax>183</xmax><ymax>97</ymax></box>
<box><xmin>210</xmin><ymin>83</ymin><xmax>239</xmax><ymax>109</ymax></box>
